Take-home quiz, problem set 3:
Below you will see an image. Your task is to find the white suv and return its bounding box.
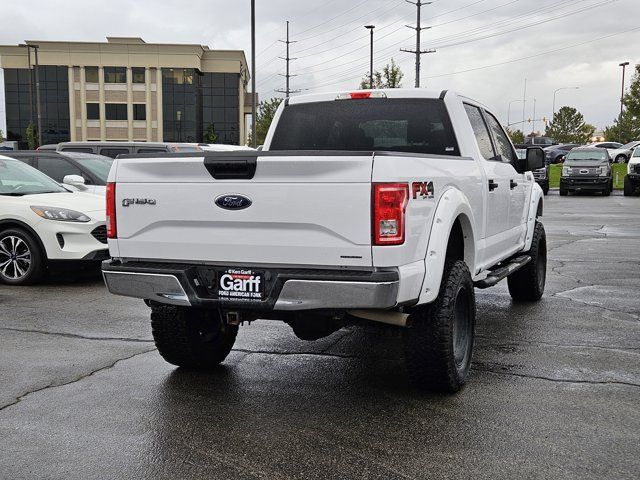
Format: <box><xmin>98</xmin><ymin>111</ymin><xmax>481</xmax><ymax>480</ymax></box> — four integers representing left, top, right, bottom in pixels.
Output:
<box><xmin>0</xmin><ymin>155</ymin><xmax>107</xmax><ymax>285</ymax></box>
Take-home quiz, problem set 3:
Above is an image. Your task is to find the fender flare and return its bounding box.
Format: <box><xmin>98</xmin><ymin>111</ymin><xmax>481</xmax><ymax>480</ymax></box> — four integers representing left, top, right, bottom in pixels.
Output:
<box><xmin>524</xmin><ymin>183</ymin><xmax>544</xmax><ymax>251</ymax></box>
<box><xmin>417</xmin><ymin>188</ymin><xmax>477</xmax><ymax>305</ymax></box>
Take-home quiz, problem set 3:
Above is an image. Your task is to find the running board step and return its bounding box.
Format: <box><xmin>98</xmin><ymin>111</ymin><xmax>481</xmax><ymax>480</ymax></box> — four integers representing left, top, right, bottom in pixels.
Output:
<box><xmin>474</xmin><ymin>255</ymin><xmax>531</xmax><ymax>289</ymax></box>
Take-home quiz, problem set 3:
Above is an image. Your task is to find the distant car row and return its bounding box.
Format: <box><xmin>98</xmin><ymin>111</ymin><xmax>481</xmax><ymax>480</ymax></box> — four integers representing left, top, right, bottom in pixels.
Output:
<box><xmin>543</xmin><ymin>141</ymin><xmax>640</xmax><ymax>164</ymax></box>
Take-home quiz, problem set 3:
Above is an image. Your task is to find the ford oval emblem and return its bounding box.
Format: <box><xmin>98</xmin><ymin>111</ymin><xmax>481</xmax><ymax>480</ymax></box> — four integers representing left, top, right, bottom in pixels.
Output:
<box><xmin>215</xmin><ymin>194</ymin><xmax>252</xmax><ymax>210</ymax></box>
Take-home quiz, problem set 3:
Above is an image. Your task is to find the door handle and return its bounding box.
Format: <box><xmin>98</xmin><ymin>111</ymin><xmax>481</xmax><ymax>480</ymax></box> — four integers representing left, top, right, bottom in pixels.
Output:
<box><xmin>488</xmin><ymin>179</ymin><xmax>499</xmax><ymax>191</ymax></box>
<box><xmin>510</xmin><ymin>180</ymin><xmax>518</xmax><ymax>189</ymax></box>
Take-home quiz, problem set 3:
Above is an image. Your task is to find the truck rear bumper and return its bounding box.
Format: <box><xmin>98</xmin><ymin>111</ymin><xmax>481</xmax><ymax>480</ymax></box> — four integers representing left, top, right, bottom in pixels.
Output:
<box><xmin>102</xmin><ymin>260</ymin><xmax>400</xmax><ymax>311</ymax></box>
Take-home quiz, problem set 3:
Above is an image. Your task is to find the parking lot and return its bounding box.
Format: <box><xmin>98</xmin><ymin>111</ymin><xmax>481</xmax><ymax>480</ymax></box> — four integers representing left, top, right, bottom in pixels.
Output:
<box><xmin>0</xmin><ymin>192</ymin><xmax>638</xmax><ymax>479</ymax></box>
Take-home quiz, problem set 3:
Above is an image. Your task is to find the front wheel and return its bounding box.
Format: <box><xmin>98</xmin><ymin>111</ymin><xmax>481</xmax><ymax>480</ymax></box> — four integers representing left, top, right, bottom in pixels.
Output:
<box><xmin>615</xmin><ymin>155</ymin><xmax>627</xmax><ymax>164</ymax></box>
<box><xmin>507</xmin><ymin>222</ymin><xmax>546</xmax><ymax>301</ymax></box>
<box><xmin>0</xmin><ymin>228</ymin><xmax>46</xmax><ymax>285</ymax></box>
<box><xmin>151</xmin><ymin>305</ymin><xmax>238</xmax><ymax>369</ymax></box>
<box><xmin>403</xmin><ymin>260</ymin><xmax>476</xmax><ymax>393</ymax></box>
<box><xmin>624</xmin><ymin>176</ymin><xmax>634</xmax><ymax>196</ymax></box>
<box><xmin>559</xmin><ymin>185</ymin><xmax>568</xmax><ymax>196</ymax></box>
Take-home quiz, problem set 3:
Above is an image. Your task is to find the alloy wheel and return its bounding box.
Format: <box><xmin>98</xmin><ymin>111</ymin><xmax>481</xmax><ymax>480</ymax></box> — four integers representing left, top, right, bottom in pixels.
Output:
<box><xmin>0</xmin><ymin>235</ymin><xmax>32</xmax><ymax>280</ymax></box>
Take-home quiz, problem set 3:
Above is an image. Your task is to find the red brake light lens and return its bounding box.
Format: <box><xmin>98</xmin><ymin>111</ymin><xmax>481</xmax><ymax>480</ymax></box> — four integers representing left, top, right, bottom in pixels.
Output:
<box><xmin>350</xmin><ymin>91</ymin><xmax>372</xmax><ymax>99</ymax></box>
<box><xmin>106</xmin><ymin>182</ymin><xmax>117</xmax><ymax>239</ymax></box>
<box><xmin>372</xmin><ymin>183</ymin><xmax>409</xmax><ymax>245</ymax></box>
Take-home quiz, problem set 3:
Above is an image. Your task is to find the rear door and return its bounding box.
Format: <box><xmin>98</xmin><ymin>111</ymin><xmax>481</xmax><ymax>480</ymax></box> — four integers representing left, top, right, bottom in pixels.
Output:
<box><xmin>113</xmin><ymin>152</ymin><xmax>374</xmax><ymax>268</ymax></box>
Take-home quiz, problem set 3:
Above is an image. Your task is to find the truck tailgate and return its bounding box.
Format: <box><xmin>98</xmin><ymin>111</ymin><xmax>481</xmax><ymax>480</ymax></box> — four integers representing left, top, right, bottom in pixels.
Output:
<box><xmin>112</xmin><ymin>153</ymin><xmax>374</xmax><ymax>267</ymax></box>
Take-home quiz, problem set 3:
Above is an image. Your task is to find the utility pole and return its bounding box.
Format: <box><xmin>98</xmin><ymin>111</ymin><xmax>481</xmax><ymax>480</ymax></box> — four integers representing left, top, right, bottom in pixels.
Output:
<box><xmin>365</xmin><ymin>25</ymin><xmax>375</xmax><ymax>89</ymax></box>
<box><xmin>521</xmin><ymin>78</ymin><xmax>527</xmax><ymax>135</ymax></box>
<box><xmin>532</xmin><ymin>98</ymin><xmax>536</xmax><ymax>135</ymax></box>
<box><xmin>401</xmin><ymin>1</ymin><xmax>435</xmax><ymax>88</ymax></box>
<box><xmin>251</xmin><ymin>0</ymin><xmax>256</xmax><ymax>148</ymax></box>
<box><xmin>619</xmin><ymin>61</ymin><xmax>630</xmax><ymax>143</ymax></box>
<box><xmin>275</xmin><ymin>21</ymin><xmax>300</xmax><ymax>97</ymax></box>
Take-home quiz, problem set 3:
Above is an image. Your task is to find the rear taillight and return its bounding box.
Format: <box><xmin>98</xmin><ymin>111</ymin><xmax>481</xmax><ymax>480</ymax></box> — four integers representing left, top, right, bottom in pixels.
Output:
<box><xmin>372</xmin><ymin>183</ymin><xmax>409</xmax><ymax>245</ymax></box>
<box><xmin>106</xmin><ymin>182</ymin><xmax>117</xmax><ymax>239</ymax></box>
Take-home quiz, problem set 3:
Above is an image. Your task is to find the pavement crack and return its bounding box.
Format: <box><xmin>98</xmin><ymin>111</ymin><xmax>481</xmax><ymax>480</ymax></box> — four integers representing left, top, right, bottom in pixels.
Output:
<box><xmin>552</xmin><ymin>291</ymin><xmax>639</xmax><ymax>317</ymax></box>
<box><xmin>232</xmin><ymin>348</ymin><xmax>361</xmax><ymax>360</ymax></box>
<box><xmin>473</xmin><ymin>364</ymin><xmax>640</xmax><ymax>388</ymax></box>
<box><xmin>0</xmin><ymin>349</ymin><xmax>155</xmax><ymax>412</ymax></box>
<box><xmin>475</xmin><ymin>336</ymin><xmax>640</xmax><ymax>354</ymax></box>
<box><xmin>0</xmin><ymin>327</ymin><xmax>153</xmax><ymax>343</ymax></box>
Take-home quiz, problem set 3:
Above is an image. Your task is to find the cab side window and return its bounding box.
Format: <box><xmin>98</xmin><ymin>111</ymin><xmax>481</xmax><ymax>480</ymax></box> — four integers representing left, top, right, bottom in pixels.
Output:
<box><xmin>464</xmin><ymin>104</ymin><xmax>495</xmax><ymax>161</ymax></box>
<box><xmin>36</xmin><ymin>157</ymin><xmax>84</xmax><ymax>183</ymax></box>
<box><xmin>483</xmin><ymin>111</ymin><xmax>516</xmax><ymax>163</ymax></box>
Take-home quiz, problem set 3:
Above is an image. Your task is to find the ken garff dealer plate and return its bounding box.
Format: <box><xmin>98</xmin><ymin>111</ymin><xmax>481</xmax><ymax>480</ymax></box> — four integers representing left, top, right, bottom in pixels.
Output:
<box><xmin>215</xmin><ymin>193</ymin><xmax>252</xmax><ymax>210</ymax></box>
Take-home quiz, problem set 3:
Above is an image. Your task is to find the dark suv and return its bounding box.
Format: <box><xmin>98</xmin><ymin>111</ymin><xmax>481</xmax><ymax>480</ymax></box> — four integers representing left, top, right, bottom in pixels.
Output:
<box><xmin>560</xmin><ymin>148</ymin><xmax>613</xmax><ymax>196</ymax></box>
<box><xmin>515</xmin><ymin>144</ymin><xmax>548</xmax><ymax>194</ymax></box>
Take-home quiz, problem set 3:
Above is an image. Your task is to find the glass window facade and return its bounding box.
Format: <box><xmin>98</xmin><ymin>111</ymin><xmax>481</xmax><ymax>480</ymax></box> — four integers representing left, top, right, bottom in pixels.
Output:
<box><xmin>3</xmin><ymin>67</ymin><xmax>70</xmax><ymax>147</ymax></box>
<box><xmin>201</xmin><ymin>73</ymin><xmax>240</xmax><ymax>145</ymax></box>
<box><xmin>85</xmin><ymin>66</ymin><xmax>99</xmax><ymax>83</ymax></box>
<box><xmin>132</xmin><ymin>67</ymin><xmax>145</xmax><ymax>84</ymax></box>
<box><xmin>104</xmin><ymin>67</ymin><xmax>126</xmax><ymax>83</ymax></box>
<box><xmin>162</xmin><ymin>68</ymin><xmax>200</xmax><ymax>143</ymax></box>
<box><xmin>105</xmin><ymin>103</ymin><xmax>127</xmax><ymax>120</ymax></box>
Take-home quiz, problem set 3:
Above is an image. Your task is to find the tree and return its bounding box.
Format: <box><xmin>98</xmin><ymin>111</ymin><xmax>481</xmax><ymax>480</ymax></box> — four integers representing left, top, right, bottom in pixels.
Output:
<box><xmin>248</xmin><ymin>97</ymin><xmax>282</xmax><ymax>146</ymax></box>
<box><xmin>0</xmin><ymin>128</ymin><xmax>4</xmax><ymax>143</ymax></box>
<box><xmin>545</xmin><ymin>106</ymin><xmax>595</xmax><ymax>144</ymax></box>
<box><xmin>204</xmin><ymin>123</ymin><xmax>218</xmax><ymax>144</ymax></box>
<box><xmin>506</xmin><ymin>127</ymin><xmax>524</xmax><ymax>144</ymax></box>
<box><xmin>604</xmin><ymin>64</ymin><xmax>640</xmax><ymax>143</ymax></box>
<box><xmin>26</xmin><ymin>122</ymin><xmax>39</xmax><ymax>150</ymax></box>
<box><xmin>359</xmin><ymin>58</ymin><xmax>404</xmax><ymax>89</ymax></box>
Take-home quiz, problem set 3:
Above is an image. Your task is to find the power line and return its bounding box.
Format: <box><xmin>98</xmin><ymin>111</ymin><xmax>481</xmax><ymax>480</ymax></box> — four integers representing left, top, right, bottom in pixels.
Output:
<box><xmin>275</xmin><ymin>21</ymin><xmax>301</xmax><ymax>97</ymax></box>
<box><xmin>400</xmin><ymin>0</ymin><xmax>436</xmax><ymax>88</ymax></box>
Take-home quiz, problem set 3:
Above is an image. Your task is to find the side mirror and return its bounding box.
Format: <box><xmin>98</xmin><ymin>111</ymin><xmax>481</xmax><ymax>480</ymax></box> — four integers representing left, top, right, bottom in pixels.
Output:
<box><xmin>524</xmin><ymin>147</ymin><xmax>545</xmax><ymax>171</ymax></box>
<box><xmin>63</xmin><ymin>174</ymin><xmax>87</xmax><ymax>190</ymax></box>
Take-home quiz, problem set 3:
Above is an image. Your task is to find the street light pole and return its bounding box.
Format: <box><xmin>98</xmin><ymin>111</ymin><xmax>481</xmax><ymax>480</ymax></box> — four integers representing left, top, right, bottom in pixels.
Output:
<box><xmin>619</xmin><ymin>61</ymin><xmax>630</xmax><ymax>143</ymax></box>
<box><xmin>507</xmin><ymin>99</ymin><xmax>523</xmax><ymax>127</ymax></box>
<box><xmin>251</xmin><ymin>0</ymin><xmax>257</xmax><ymax>148</ymax></box>
<box><xmin>31</xmin><ymin>44</ymin><xmax>42</xmax><ymax>147</ymax></box>
<box><xmin>176</xmin><ymin>110</ymin><xmax>182</xmax><ymax>142</ymax></box>
<box><xmin>365</xmin><ymin>25</ymin><xmax>375</xmax><ymax>89</ymax></box>
<box><xmin>552</xmin><ymin>86</ymin><xmax>579</xmax><ymax>117</ymax></box>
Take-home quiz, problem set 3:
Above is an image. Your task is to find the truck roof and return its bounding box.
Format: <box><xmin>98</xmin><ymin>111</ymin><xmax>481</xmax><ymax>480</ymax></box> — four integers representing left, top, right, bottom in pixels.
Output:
<box><xmin>287</xmin><ymin>88</ymin><xmax>448</xmax><ymax>105</ymax></box>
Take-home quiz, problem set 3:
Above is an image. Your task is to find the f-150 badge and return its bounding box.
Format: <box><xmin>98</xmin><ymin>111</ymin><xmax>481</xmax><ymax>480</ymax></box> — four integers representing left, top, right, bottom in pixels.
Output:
<box><xmin>412</xmin><ymin>181</ymin><xmax>434</xmax><ymax>199</ymax></box>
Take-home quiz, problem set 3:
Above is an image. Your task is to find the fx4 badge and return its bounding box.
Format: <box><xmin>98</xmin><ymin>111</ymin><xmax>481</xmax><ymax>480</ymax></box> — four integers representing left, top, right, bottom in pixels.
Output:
<box><xmin>412</xmin><ymin>181</ymin><xmax>434</xmax><ymax>200</ymax></box>
<box><xmin>122</xmin><ymin>198</ymin><xmax>156</xmax><ymax>207</ymax></box>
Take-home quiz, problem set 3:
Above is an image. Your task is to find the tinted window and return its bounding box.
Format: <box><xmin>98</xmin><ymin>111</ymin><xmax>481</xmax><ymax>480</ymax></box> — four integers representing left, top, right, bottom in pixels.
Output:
<box><xmin>464</xmin><ymin>104</ymin><xmax>495</xmax><ymax>160</ymax></box>
<box><xmin>136</xmin><ymin>148</ymin><xmax>168</xmax><ymax>153</ymax></box>
<box><xmin>133</xmin><ymin>104</ymin><xmax>146</xmax><ymax>121</ymax></box>
<box><xmin>99</xmin><ymin>148</ymin><xmax>131</xmax><ymax>158</ymax></box>
<box><xmin>37</xmin><ymin>156</ymin><xmax>83</xmax><ymax>182</ymax></box>
<box><xmin>105</xmin><ymin>104</ymin><xmax>127</xmax><ymax>120</ymax></box>
<box><xmin>61</xmin><ymin>147</ymin><xmax>94</xmax><ymax>153</ymax></box>
<box><xmin>104</xmin><ymin>67</ymin><xmax>127</xmax><ymax>84</ymax></box>
<box><xmin>270</xmin><ymin>98</ymin><xmax>460</xmax><ymax>156</ymax></box>
<box><xmin>87</xmin><ymin>103</ymin><xmax>100</xmax><ymax>120</ymax></box>
<box><xmin>0</xmin><ymin>158</ymin><xmax>66</xmax><ymax>194</ymax></box>
<box><xmin>566</xmin><ymin>150</ymin><xmax>607</xmax><ymax>162</ymax></box>
<box><xmin>85</xmin><ymin>66</ymin><xmax>99</xmax><ymax>83</ymax></box>
<box><xmin>484</xmin><ymin>111</ymin><xmax>516</xmax><ymax>162</ymax></box>
<box><xmin>132</xmin><ymin>67</ymin><xmax>145</xmax><ymax>84</ymax></box>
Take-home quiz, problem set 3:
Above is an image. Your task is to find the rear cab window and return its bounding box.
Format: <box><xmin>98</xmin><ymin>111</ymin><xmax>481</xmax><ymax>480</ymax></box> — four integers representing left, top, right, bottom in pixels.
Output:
<box><xmin>270</xmin><ymin>98</ymin><xmax>460</xmax><ymax>156</ymax></box>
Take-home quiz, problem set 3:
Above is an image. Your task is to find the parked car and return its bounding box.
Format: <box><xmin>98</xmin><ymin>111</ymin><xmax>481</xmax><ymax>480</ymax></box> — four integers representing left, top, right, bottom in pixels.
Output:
<box><xmin>36</xmin><ymin>144</ymin><xmax>59</xmax><ymax>151</ymax></box>
<box><xmin>515</xmin><ymin>144</ymin><xmax>548</xmax><ymax>194</ymax></box>
<box><xmin>576</xmin><ymin>142</ymin><xmax>623</xmax><ymax>162</ymax></box>
<box><xmin>560</xmin><ymin>148</ymin><xmax>613</xmax><ymax>196</ymax></box>
<box><xmin>544</xmin><ymin>143</ymin><xmax>581</xmax><ymax>164</ymax></box>
<box><xmin>623</xmin><ymin>147</ymin><xmax>640</xmax><ymax>196</ymax></box>
<box><xmin>0</xmin><ymin>155</ymin><xmax>107</xmax><ymax>285</ymax></box>
<box><xmin>524</xmin><ymin>136</ymin><xmax>555</xmax><ymax>147</ymax></box>
<box><xmin>4</xmin><ymin>151</ymin><xmax>113</xmax><ymax>196</ymax></box>
<box><xmin>607</xmin><ymin>141</ymin><xmax>640</xmax><ymax>163</ymax></box>
<box><xmin>102</xmin><ymin>88</ymin><xmax>547</xmax><ymax>393</ymax></box>
<box><xmin>56</xmin><ymin>141</ymin><xmax>202</xmax><ymax>158</ymax></box>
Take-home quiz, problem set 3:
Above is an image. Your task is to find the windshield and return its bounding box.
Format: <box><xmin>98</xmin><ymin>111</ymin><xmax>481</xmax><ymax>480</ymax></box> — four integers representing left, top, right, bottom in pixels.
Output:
<box><xmin>62</xmin><ymin>153</ymin><xmax>113</xmax><ymax>183</ymax></box>
<box><xmin>623</xmin><ymin>141</ymin><xmax>640</xmax><ymax>149</ymax></box>
<box><xmin>0</xmin><ymin>158</ymin><xmax>67</xmax><ymax>195</ymax></box>
<box><xmin>633</xmin><ymin>148</ymin><xmax>640</xmax><ymax>157</ymax></box>
<box><xmin>270</xmin><ymin>98</ymin><xmax>460</xmax><ymax>156</ymax></box>
<box><xmin>565</xmin><ymin>150</ymin><xmax>607</xmax><ymax>163</ymax></box>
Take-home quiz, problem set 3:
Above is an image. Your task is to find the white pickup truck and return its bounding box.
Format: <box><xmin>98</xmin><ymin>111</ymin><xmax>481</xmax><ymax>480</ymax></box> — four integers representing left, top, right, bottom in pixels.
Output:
<box><xmin>103</xmin><ymin>89</ymin><xmax>547</xmax><ymax>392</ymax></box>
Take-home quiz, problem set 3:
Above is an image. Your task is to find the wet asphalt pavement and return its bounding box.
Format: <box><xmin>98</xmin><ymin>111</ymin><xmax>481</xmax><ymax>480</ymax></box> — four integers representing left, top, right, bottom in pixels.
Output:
<box><xmin>1</xmin><ymin>192</ymin><xmax>639</xmax><ymax>479</ymax></box>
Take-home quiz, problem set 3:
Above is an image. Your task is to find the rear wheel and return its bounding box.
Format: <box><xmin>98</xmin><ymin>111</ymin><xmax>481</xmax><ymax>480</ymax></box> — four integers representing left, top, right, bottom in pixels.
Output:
<box><xmin>151</xmin><ymin>305</ymin><xmax>238</xmax><ymax>369</ymax></box>
<box><xmin>403</xmin><ymin>260</ymin><xmax>475</xmax><ymax>393</ymax></box>
<box><xmin>0</xmin><ymin>228</ymin><xmax>45</xmax><ymax>285</ymax></box>
<box><xmin>615</xmin><ymin>154</ymin><xmax>627</xmax><ymax>164</ymax></box>
<box><xmin>507</xmin><ymin>222</ymin><xmax>546</xmax><ymax>301</ymax></box>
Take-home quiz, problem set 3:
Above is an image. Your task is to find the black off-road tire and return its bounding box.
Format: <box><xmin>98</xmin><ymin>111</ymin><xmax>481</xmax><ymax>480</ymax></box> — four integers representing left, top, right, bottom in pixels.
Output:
<box><xmin>602</xmin><ymin>182</ymin><xmax>611</xmax><ymax>196</ymax></box>
<box><xmin>151</xmin><ymin>305</ymin><xmax>238</xmax><ymax>369</ymax></box>
<box><xmin>403</xmin><ymin>260</ymin><xmax>476</xmax><ymax>393</ymax></box>
<box><xmin>623</xmin><ymin>176</ymin><xmax>634</xmax><ymax>196</ymax></box>
<box><xmin>559</xmin><ymin>185</ymin><xmax>568</xmax><ymax>196</ymax></box>
<box><xmin>507</xmin><ymin>221</ymin><xmax>546</xmax><ymax>302</ymax></box>
<box><xmin>0</xmin><ymin>228</ymin><xmax>46</xmax><ymax>285</ymax></box>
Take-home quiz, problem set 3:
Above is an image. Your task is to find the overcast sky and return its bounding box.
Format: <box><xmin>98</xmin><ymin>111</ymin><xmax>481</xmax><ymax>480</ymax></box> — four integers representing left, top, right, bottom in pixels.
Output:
<box><xmin>1</xmin><ymin>0</ymin><xmax>638</xmax><ymax>135</ymax></box>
